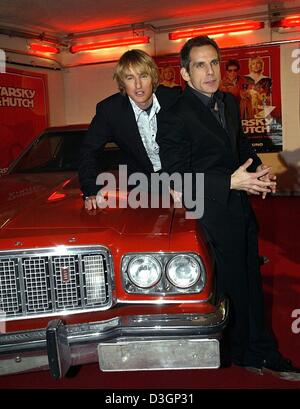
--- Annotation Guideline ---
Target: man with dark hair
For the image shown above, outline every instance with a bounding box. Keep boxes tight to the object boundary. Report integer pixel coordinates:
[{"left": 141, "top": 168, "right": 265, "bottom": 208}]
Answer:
[
  {"left": 220, "top": 59, "right": 244, "bottom": 100},
  {"left": 157, "top": 35, "right": 300, "bottom": 381},
  {"left": 226, "top": 59, "right": 240, "bottom": 71},
  {"left": 79, "top": 49, "right": 181, "bottom": 210}
]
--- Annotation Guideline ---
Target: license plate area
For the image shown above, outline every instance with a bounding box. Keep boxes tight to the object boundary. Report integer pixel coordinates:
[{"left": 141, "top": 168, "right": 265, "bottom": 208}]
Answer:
[{"left": 98, "top": 338, "right": 220, "bottom": 371}]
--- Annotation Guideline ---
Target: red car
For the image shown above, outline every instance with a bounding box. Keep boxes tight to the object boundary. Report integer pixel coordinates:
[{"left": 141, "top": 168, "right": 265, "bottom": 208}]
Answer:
[{"left": 0, "top": 125, "right": 228, "bottom": 378}]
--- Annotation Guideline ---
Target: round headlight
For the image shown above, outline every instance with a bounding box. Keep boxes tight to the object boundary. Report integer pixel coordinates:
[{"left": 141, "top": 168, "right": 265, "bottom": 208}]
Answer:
[
  {"left": 166, "top": 255, "right": 201, "bottom": 288},
  {"left": 127, "top": 256, "right": 162, "bottom": 288}
]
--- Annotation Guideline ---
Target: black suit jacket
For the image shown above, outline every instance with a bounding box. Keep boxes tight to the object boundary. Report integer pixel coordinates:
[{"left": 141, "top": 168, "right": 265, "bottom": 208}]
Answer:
[
  {"left": 157, "top": 86, "right": 262, "bottom": 288},
  {"left": 79, "top": 85, "right": 181, "bottom": 196},
  {"left": 157, "top": 86, "right": 261, "bottom": 205}
]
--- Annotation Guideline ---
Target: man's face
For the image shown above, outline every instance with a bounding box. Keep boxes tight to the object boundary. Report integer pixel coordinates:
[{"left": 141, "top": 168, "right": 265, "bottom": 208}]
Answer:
[
  {"left": 163, "top": 67, "right": 175, "bottom": 81},
  {"left": 227, "top": 64, "right": 238, "bottom": 80},
  {"left": 250, "top": 59, "right": 263, "bottom": 74},
  {"left": 181, "top": 45, "right": 221, "bottom": 97},
  {"left": 123, "top": 66, "right": 153, "bottom": 109}
]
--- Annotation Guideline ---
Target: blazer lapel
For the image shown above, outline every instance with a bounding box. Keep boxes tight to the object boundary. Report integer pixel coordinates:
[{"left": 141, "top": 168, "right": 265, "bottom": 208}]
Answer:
[
  {"left": 223, "top": 95, "right": 239, "bottom": 157},
  {"left": 183, "top": 88, "right": 240, "bottom": 162}
]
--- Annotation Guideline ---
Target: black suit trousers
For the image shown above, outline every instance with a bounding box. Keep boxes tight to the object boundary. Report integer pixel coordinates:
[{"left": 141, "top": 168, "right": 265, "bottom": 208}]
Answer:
[{"left": 198, "top": 191, "right": 278, "bottom": 365}]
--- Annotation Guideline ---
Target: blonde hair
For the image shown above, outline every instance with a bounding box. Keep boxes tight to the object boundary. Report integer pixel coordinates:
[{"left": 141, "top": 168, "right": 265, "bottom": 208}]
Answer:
[
  {"left": 249, "top": 56, "right": 264, "bottom": 72},
  {"left": 114, "top": 49, "right": 160, "bottom": 94}
]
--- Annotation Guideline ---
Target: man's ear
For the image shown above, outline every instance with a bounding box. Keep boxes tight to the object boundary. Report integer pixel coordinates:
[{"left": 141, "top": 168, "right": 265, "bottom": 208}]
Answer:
[{"left": 180, "top": 67, "right": 190, "bottom": 82}]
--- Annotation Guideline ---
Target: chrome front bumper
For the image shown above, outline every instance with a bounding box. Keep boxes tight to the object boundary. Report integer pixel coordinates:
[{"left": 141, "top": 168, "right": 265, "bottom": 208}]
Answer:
[{"left": 0, "top": 299, "right": 228, "bottom": 378}]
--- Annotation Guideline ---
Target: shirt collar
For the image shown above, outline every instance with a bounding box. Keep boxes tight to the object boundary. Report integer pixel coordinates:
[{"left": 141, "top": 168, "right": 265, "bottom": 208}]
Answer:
[
  {"left": 188, "top": 85, "right": 223, "bottom": 108},
  {"left": 129, "top": 93, "right": 161, "bottom": 120},
  {"left": 189, "top": 85, "right": 213, "bottom": 107}
]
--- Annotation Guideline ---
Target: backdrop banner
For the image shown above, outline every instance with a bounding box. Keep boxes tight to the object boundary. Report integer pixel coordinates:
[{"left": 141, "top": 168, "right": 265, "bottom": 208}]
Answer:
[{"left": 0, "top": 68, "right": 49, "bottom": 175}]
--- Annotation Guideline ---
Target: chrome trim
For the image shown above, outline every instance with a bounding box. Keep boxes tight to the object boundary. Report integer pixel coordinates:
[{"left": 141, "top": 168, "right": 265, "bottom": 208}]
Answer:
[
  {"left": 116, "top": 299, "right": 207, "bottom": 304},
  {"left": 46, "top": 320, "right": 71, "bottom": 379},
  {"left": 0, "top": 246, "right": 115, "bottom": 321},
  {"left": 0, "top": 298, "right": 228, "bottom": 377}
]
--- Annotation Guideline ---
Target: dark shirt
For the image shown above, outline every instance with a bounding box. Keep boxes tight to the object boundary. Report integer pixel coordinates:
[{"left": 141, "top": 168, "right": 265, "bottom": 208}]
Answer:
[
  {"left": 144, "top": 103, "right": 153, "bottom": 116},
  {"left": 189, "top": 86, "right": 227, "bottom": 129}
]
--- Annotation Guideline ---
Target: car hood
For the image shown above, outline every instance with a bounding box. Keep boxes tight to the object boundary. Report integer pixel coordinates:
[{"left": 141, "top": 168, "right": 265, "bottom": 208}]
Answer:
[{"left": 0, "top": 172, "right": 174, "bottom": 235}]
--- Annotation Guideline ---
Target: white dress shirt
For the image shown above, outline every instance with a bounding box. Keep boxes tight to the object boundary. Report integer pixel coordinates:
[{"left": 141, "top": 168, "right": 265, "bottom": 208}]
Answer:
[{"left": 129, "top": 94, "right": 161, "bottom": 172}]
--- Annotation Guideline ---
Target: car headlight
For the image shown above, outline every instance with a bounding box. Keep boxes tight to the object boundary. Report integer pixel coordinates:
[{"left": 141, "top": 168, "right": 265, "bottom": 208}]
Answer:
[
  {"left": 127, "top": 255, "right": 162, "bottom": 288},
  {"left": 166, "top": 255, "right": 201, "bottom": 288}
]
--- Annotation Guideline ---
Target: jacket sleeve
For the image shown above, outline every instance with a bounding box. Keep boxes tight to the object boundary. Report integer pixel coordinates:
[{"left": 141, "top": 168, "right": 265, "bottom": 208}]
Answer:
[
  {"left": 78, "top": 102, "right": 113, "bottom": 196},
  {"left": 157, "top": 110, "right": 192, "bottom": 177}
]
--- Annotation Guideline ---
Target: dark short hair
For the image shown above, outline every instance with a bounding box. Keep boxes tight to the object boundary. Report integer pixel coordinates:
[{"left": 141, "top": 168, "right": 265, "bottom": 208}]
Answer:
[
  {"left": 114, "top": 49, "right": 160, "bottom": 94},
  {"left": 225, "top": 59, "right": 240, "bottom": 70},
  {"left": 180, "top": 36, "right": 220, "bottom": 72}
]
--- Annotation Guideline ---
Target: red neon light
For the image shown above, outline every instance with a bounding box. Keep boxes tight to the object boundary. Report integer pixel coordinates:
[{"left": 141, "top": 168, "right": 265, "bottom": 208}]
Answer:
[
  {"left": 169, "top": 20, "right": 264, "bottom": 40},
  {"left": 30, "top": 43, "right": 60, "bottom": 54},
  {"left": 70, "top": 36, "right": 150, "bottom": 53},
  {"left": 276, "top": 15, "right": 300, "bottom": 28},
  {"left": 48, "top": 192, "right": 66, "bottom": 201}
]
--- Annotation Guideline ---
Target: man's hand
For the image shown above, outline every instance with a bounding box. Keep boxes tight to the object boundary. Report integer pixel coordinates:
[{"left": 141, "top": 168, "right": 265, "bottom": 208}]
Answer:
[
  {"left": 231, "top": 158, "right": 276, "bottom": 197},
  {"left": 256, "top": 163, "right": 277, "bottom": 199},
  {"left": 84, "top": 191, "right": 109, "bottom": 210},
  {"left": 84, "top": 195, "right": 97, "bottom": 210}
]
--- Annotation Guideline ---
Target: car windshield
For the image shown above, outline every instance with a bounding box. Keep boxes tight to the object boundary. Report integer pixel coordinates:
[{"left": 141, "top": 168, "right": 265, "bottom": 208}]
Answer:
[{"left": 10, "top": 130, "right": 126, "bottom": 173}]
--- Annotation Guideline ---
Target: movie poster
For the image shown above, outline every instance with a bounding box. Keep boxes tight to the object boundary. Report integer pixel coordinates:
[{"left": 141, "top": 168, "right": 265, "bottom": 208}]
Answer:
[
  {"left": 155, "top": 56, "right": 184, "bottom": 89},
  {"left": 0, "top": 68, "right": 49, "bottom": 175},
  {"left": 156, "top": 45, "right": 282, "bottom": 153},
  {"left": 220, "top": 45, "right": 282, "bottom": 153}
]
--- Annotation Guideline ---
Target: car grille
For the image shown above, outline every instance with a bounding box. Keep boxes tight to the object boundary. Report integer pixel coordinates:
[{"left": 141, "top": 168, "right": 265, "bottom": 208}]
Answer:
[{"left": 0, "top": 246, "right": 112, "bottom": 320}]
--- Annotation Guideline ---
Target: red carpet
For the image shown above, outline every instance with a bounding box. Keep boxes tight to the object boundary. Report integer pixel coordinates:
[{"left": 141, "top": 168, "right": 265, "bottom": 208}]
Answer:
[{"left": 0, "top": 196, "right": 299, "bottom": 389}]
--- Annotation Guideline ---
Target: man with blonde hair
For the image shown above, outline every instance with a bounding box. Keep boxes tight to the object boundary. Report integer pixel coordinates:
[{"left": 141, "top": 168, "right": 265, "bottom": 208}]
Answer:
[
  {"left": 244, "top": 55, "right": 272, "bottom": 106},
  {"left": 79, "top": 49, "right": 180, "bottom": 210}
]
